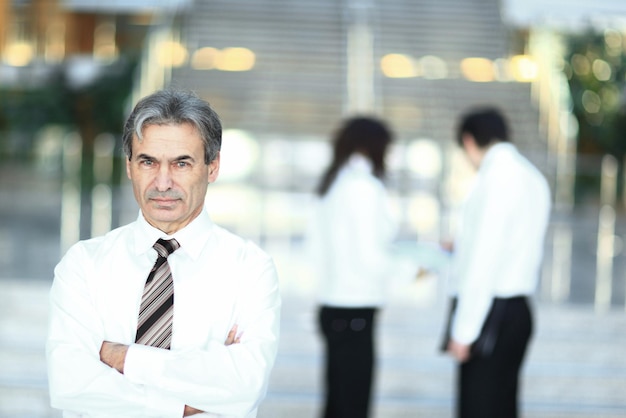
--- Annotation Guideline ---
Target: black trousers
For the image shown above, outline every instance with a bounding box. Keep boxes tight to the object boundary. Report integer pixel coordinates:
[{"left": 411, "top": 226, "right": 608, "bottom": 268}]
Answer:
[
  {"left": 319, "top": 306, "right": 377, "bottom": 418},
  {"left": 456, "top": 297, "right": 533, "bottom": 418}
]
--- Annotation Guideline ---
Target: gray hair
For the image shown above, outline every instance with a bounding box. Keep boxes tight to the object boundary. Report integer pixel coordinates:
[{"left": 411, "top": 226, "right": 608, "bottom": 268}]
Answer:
[{"left": 122, "top": 89, "right": 222, "bottom": 164}]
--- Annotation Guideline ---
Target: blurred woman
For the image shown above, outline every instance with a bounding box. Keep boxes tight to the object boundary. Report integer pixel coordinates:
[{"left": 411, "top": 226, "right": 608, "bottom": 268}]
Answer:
[{"left": 309, "top": 116, "right": 396, "bottom": 418}]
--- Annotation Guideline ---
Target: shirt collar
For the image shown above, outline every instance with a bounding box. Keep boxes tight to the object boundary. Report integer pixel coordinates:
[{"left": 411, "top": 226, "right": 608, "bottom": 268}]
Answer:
[
  {"left": 131, "top": 207, "right": 215, "bottom": 260},
  {"left": 480, "top": 142, "right": 516, "bottom": 170},
  {"left": 344, "top": 153, "right": 374, "bottom": 173}
]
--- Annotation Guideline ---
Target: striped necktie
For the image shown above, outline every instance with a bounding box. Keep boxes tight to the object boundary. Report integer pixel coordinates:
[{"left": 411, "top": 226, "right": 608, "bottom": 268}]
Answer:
[{"left": 135, "top": 238, "right": 180, "bottom": 349}]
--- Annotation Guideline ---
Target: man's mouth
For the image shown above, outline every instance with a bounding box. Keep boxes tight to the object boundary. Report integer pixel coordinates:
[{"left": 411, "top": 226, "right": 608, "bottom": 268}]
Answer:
[{"left": 151, "top": 198, "right": 179, "bottom": 206}]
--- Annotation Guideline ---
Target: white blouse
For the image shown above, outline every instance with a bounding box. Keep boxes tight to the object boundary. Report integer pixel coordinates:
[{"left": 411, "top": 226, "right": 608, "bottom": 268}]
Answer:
[{"left": 308, "top": 154, "right": 398, "bottom": 308}]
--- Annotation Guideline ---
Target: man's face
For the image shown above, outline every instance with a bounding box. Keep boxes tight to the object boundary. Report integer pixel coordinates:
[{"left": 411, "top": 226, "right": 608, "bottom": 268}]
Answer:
[{"left": 126, "top": 122, "right": 220, "bottom": 234}]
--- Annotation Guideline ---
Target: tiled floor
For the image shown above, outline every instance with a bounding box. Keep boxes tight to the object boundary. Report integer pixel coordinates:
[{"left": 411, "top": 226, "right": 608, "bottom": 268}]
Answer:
[{"left": 2, "top": 277, "right": 626, "bottom": 418}]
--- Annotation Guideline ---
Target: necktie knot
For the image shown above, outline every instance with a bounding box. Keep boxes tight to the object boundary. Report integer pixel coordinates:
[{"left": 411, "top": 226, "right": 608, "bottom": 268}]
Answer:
[{"left": 154, "top": 238, "right": 180, "bottom": 258}]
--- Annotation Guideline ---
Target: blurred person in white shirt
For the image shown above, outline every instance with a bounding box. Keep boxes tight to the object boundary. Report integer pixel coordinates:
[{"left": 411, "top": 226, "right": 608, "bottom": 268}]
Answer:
[
  {"left": 441, "top": 107, "right": 551, "bottom": 418},
  {"left": 308, "top": 116, "right": 397, "bottom": 418},
  {"left": 46, "top": 89, "right": 281, "bottom": 418}
]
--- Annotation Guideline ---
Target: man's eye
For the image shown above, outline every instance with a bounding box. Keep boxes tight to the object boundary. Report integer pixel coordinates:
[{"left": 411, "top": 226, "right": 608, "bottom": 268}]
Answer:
[
  {"left": 176, "top": 161, "right": 189, "bottom": 168},
  {"left": 141, "top": 160, "right": 154, "bottom": 166}
]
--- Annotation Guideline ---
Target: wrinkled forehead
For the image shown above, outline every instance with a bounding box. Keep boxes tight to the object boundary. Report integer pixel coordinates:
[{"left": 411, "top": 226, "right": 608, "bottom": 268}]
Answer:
[{"left": 131, "top": 123, "right": 205, "bottom": 155}]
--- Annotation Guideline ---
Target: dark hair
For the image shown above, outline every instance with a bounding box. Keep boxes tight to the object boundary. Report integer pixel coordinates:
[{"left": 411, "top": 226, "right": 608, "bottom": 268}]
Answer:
[
  {"left": 456, "top": 107, "right": 509, "bottom": 148},
  {"left": 122, "top": 89, "right": 222, "bottom": 164},
  {"left": 316, "top": 116, "right": 393, "bottom": 196}
]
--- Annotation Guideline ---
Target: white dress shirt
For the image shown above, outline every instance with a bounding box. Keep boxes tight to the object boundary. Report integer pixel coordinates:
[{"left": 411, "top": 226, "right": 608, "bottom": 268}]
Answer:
[
  {"left": 46, "top": 208, "right": 281, "bottom": 418},
  {"left": 450, "top": 143, "right": 551, "bottom": 345},
  {"left": 308, "top": 154, "right": 398, "bottom": 307}
]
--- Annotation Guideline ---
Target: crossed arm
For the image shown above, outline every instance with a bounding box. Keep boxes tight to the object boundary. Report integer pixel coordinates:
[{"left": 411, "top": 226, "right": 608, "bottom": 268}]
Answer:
[
  {"left": 99, "top": 326, "right": 242, "bottom": 417},
  {"left": 48, "top": 243, "right": 281, "bottom": 417}
]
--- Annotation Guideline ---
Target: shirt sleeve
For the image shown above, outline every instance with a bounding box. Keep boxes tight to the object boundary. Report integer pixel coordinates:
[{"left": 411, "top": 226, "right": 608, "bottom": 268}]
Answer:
[
  {"left": 46, "top": 243, "right": 185, "bottom": 417},
  {"left": 451, "top": 172, "right": 520, "bottom": 345},
  {"left": 124, "top": 248, "right": 281, "bottom": 417}
]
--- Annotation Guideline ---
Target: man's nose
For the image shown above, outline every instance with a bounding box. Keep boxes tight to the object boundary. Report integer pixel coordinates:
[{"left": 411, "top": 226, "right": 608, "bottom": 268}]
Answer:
[{"left": 154, "top": 166, "right": 174, "bottom": 191}]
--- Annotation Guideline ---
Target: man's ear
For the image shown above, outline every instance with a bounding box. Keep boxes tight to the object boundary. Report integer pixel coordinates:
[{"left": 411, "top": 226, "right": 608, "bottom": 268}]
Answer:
[
  {"left": 126, "top": 158, "right": 132, "bottom": 180},
  {"left": 461, "top": 133, "right": 476, "bottom": 151},
  {"left": 207, "top": 152, "right": 220, "bottom": 183},
  {"left": 461, "top": 133, "right": 483, "bottom": 169}
]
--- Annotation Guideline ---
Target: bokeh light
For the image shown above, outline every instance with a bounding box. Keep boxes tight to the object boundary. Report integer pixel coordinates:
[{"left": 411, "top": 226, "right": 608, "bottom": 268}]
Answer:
[
  {"left": 216, "top": 47, "right": 255, "bottom": 71},
  {"left": 219, "top": 129, "right": 260, "bottom": 181},
  {"left": 581, "top": 89, "right": 602, "bottom": 113},
  {"left": 592, "top": 59, "right": 612, "bottom": 81},
  {"left": 156, "top": 40, "right": 188, "bottom": 68},
  {"left": 510, "top": 55, "right": 538, "bottom": 82},
  {"left": 460, "top": 57, "right": 495, "bottom": 82},
  {"left": 381, "top": 53, "right": 418, "bottom": 78},
  {"left": 3, "top": 41, "right": 34, "bottom": 67}
]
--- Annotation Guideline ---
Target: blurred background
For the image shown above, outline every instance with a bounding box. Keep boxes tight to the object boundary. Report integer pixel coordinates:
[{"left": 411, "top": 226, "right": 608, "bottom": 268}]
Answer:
[{"left": 1, "top": 0, "right": 626, "bottom": 417}]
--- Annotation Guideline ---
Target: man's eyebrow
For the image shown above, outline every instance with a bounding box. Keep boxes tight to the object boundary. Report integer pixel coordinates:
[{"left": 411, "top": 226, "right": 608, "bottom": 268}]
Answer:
[
  {"left": 173, "top": 155, "right": 195, "bottom": 162},
  {"left": 135, "top": 154, "right": 196, "bottom": 162},
  {"left": 136, "top": 153, "right": 155, "bottom": 160}
]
